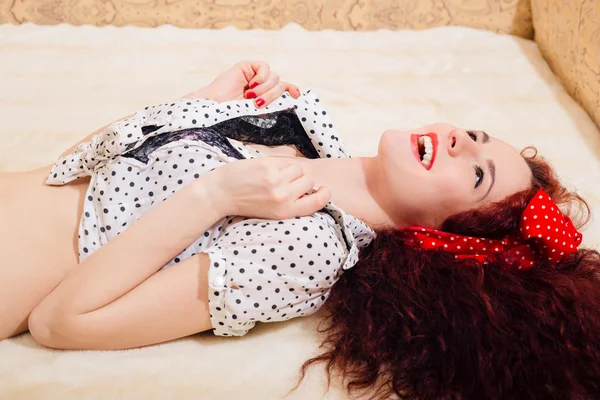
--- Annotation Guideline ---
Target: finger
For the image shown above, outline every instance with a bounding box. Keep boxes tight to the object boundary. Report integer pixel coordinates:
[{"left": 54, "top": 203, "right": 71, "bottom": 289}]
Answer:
[
  {"left": 252, "top": 80, "right": 290, "bottom": 108},
  {"left": 281, "top": 82, "right": 301, "bottom": 98},
  {"left": 246, "top": 61, "right": 271, "bottom": 90},
  {"left": 287, "top": 173, "right": 314, "bottom": 199},
  {"left": 263, "top": 156, "right": 298, "bottom": 171},
  {"left": 235, "top": 60, "right": 258, "bottom": 85},
  {"left": 293, "top": 186, "right": 332, "bottom": 216},
  {"left": 278, "top": 162, "right": 305, "bottom": 184},
  {"left": 245, "top": 72, "right": 278, "bottom": 101}
]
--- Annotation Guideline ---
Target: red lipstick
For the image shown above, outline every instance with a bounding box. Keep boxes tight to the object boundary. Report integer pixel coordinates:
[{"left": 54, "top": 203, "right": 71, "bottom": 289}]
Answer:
[{"left": 410, "top": 133, "right": 438, "bottom": 170}]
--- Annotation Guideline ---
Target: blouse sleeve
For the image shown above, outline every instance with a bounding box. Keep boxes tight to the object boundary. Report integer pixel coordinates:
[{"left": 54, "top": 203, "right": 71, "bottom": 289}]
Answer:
[{"left": 199, "top": 213, "right": 351, "bottom": 336}]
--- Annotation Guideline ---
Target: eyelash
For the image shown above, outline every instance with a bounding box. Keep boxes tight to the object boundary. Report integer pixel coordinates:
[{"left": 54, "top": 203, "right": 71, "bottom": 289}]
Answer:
[
  {"left": 468, "top": 131, "right": 485, "bottom": 188},
  {"left": 474, "top": 166, "right": 484, "bottom": 188}
]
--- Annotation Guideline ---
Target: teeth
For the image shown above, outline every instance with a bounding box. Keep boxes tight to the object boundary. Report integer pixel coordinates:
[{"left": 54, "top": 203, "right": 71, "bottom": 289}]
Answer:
[
  {"left": 418, "top": 135, "right": 434, "bottom": 168},
  {"left": 421, "top": 135, "right": 432, "bottom": 150}
]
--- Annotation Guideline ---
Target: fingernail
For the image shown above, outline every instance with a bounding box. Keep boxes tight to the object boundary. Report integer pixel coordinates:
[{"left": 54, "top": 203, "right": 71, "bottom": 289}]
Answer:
[
  {"left": 249, "top": 81, "right": 259, "bottom": 89},
  {"left": 255, "top": 98, "right": 265, "bottom": 107},
  {"left": 245, "top": 91, "right": 256, "bottom": 99}
]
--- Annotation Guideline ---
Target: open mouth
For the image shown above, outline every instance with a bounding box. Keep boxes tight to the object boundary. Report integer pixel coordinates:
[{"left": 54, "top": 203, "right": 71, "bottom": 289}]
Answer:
[{"left": 411, "top": 133, "right": 438, "bottom": 170}]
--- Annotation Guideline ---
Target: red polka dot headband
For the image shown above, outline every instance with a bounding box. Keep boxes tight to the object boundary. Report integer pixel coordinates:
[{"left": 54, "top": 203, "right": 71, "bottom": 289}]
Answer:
[{"left": 405, "top": 190, "right": 583, "bottom": 269}]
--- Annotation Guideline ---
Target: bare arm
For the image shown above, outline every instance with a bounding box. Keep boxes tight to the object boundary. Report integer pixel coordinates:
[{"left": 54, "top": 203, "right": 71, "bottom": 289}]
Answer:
[
  {"left": 30, "top": 62, "right": 311, "bottom": 349},
  {"left": 30, "top": 151, "right": 328, "bottom": 350},
  {"left": 28, "top": 173, "right": 224, "bottom": 350}
]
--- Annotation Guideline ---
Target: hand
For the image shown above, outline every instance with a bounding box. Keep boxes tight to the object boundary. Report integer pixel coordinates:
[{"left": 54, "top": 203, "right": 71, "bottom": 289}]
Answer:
[
  {"left": 200, "top": 157, "right": 331, "bottom": 220},
  {"left": 184, "top": 60, "right": 301, "bottom": 108}
]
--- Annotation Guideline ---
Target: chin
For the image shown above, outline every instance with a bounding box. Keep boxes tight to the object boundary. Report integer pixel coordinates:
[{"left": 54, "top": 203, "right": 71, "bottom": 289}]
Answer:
[
  {"left": 379, "top": 129, "right": 405, "bottom": 154},
  {"left": 379, "top": 130, "right": 417, "bottom": 170}
]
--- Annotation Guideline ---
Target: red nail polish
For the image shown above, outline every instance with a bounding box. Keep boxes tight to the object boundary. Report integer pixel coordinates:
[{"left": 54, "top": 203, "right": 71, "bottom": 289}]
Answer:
[
  {"left": 249, "top": 81, "right": 259, "bottom": 89},
  {"left": 245, "top": 91, "right": 256, "bottom": 99},
  {"left": 255, "top": 98, "right": 265, "bottom": 107}
]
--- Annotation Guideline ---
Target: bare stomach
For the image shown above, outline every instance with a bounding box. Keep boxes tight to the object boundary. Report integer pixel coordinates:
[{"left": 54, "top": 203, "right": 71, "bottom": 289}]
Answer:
[{"left": 0, "top": 142, "right": 306, "bottom": 339}]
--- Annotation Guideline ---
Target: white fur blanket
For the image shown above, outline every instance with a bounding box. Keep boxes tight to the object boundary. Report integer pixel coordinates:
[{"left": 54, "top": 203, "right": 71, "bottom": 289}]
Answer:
[{"left": 1, "top": 22, "right": 599, "bottom": 400}]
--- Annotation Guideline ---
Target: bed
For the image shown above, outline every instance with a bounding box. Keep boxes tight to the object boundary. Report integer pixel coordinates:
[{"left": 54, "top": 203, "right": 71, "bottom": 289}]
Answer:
[{"left": 1, "top": 1, "right": 599, "bottom": 398}]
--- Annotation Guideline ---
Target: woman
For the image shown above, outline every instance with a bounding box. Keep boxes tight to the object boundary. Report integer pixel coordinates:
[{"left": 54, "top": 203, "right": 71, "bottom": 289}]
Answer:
[{"left": 2, "top": 60, "right": 599, "bottom": 398}]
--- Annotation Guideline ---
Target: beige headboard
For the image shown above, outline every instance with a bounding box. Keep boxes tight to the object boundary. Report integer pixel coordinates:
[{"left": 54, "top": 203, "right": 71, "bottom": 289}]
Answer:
[
  {"left": 532, "top": 0, "right": 600, "bottom": 129},
  {"left": 0, "top": 0, "right": 533, "bottom": 38}
]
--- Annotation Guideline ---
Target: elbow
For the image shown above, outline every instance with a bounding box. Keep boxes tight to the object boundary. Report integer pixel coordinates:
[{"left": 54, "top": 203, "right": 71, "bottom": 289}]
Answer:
[
  {"left": 28, "top": 306, "right": 65, "bottom": 349},
  {"left": 28, "top": 306, "right": 80, "bottom": 350},
  {"left": 28, "top": 307, "right": 58, "bottom": 348}
]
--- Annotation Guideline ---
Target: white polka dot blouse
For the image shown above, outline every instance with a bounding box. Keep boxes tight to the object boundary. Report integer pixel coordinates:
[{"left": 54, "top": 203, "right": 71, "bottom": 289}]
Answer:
[{"left": 46, "top": 90, "right": 376, "bottom": 337}]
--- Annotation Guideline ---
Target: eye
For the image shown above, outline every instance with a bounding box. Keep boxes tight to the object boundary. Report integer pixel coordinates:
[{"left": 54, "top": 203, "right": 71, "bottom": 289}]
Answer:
[
  {"left": 467, "top": 130, "right": 478, "bottom": 141},
  {"left": 474, "top": 166, "right": 484, "bottom": 188}
]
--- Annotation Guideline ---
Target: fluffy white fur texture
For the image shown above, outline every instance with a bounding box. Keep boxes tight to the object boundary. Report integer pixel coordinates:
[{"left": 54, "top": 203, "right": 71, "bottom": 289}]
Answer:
[{"left": 1, "top": 22, "right": 599, "bottom": 400}]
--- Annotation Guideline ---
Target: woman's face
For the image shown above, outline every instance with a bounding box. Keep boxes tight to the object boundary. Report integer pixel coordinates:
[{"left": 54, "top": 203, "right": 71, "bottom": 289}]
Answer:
[{"left": 377, "top": 123, "right": 533, "bottom": 228}]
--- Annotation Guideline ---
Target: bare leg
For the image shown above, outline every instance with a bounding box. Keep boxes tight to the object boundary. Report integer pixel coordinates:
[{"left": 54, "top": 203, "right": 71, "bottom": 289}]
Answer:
[
  {"left": 0, "top": 167, "right": 85, "bottom": 339},
  {"left": 0, "top": 262, "right": 76, "bottom": 339}
]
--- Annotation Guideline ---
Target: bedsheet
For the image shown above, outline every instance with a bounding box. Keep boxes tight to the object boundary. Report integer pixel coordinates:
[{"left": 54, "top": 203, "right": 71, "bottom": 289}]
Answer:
[{"left": 1, "top": 22, "right": 599, "bottom": 400}]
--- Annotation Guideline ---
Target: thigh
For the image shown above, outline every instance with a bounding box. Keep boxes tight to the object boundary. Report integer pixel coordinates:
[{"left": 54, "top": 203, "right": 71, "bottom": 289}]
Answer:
[
  {"left": 0, "top": 168, "right": 82, "bottom": 339},
  {"left": 0, "top": 258, "right": 75, "bottom": 339}
]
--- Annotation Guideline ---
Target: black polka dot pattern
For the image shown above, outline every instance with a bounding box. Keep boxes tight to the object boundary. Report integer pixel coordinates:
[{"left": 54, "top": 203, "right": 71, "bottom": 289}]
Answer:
[{"left": 45, "top": 91, "right": 376, "bottom": 337}]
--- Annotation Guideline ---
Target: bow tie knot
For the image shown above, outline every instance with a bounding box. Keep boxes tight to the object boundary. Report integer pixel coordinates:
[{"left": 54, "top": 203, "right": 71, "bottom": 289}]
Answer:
[
  {"left": 516, "top": 190, "right": 582, "bottom": 265},
  {"left": 407, "top": 190, "right": 583, "bottom": 270}
]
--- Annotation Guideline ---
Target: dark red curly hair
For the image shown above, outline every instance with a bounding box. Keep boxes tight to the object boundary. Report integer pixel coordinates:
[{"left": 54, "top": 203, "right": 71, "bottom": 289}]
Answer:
[{"left": 300, "top": 148, "right": 600, "bottom": 399}]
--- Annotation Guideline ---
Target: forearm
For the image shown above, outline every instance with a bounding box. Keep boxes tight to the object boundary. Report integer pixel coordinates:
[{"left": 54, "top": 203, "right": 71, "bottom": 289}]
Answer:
[
  {"left": 181, "top": 84, "right": 217, "bottom": 101},
  {"left": 34, "top": 174, "right": 223, "bottom": 320}
]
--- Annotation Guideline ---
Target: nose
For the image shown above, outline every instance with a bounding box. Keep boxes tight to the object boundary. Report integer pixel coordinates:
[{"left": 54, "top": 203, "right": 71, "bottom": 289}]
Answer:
[{"left": 447, "top": 129, "right": 477, "bottom": 158}]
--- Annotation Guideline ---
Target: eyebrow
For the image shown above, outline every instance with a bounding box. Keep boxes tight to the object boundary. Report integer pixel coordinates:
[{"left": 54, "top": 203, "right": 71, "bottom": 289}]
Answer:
[{"left": 482, "top": 159, "right": 496, "bottom": 200}]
